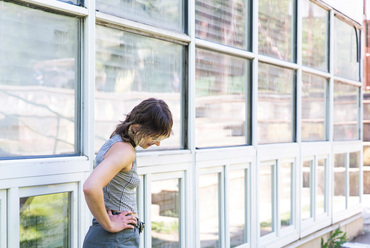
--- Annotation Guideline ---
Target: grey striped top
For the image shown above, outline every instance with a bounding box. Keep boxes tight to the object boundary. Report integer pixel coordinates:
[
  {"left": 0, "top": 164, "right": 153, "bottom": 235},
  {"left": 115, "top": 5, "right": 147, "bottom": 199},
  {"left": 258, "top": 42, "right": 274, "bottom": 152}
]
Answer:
[{"left": 95, "top": 134, "right": 140, "bottom": 213}]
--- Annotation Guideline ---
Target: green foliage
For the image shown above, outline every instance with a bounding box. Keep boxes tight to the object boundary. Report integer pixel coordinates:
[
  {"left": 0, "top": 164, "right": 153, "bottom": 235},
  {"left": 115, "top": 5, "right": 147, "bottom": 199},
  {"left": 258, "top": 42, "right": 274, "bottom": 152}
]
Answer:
[{"left": 321, "top": 227, "right": 348, "bottom": 248}]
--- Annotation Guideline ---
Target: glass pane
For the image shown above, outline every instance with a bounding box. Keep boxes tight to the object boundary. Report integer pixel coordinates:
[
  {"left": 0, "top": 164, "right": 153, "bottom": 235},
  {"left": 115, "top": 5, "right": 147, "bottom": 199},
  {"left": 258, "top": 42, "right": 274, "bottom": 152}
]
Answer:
[
  {"left": 57, "top": 0, "right": 81, "bottom": 5},
  {"left": 333, "top": 82, "right": 359, "bottom": 141},
  {"left": 0, "top": 2, "right": 80, "bottom": 158},
  {"left": 280, "top": 161, "right": 292, "bottom": 229},
  {"left": 301, "top": 160, "right": 312, "bottom": 220},
  {"left": 151, "top": 179, "right": 180, "bottom": 248},
  {"left": 195, "top": 0, "right": 250, "bottom": 50},
  {"left": 334, "top": 153, "right": 346, "bottom": 212},
  {"left": 258, "top": 0, "right": 295, "bottom": 61},
  {"left": 95, "top": 25, "right": 184, "bottom": 151},
  {"left": 229, "top": 169, "right": 246, "bottom": 246},
  {"left": 302, "top": 0, "right": 328, "bottom": 71},
  {"left": 301, "top": 73, "right": 327, "bottom": 141},
  {"left": 195, "top": 48, "right": 250, "bottom": 148},
  {"left": 258, "top": 63, "right": 295, "bottom": 144},
  {"left": 317, "top": 158, "right": 326, "bottom": 215},
  {"left": 334, "top": 18, "right": 359, "bottom": 81},
  {"left": 20, "top": 192, "right": 70, "bottom": 248},
  {"left": 260, "top": 165, "right": 273, "bottom": 236},
  {"left": 96, "top": 0, "right": 184, "bottom": 32},
  {"left": 199, "top": 173, "right": 220, "bottom": 247},
  {"left": 349, "top": 152, "right": 360, "bottom": 207}
]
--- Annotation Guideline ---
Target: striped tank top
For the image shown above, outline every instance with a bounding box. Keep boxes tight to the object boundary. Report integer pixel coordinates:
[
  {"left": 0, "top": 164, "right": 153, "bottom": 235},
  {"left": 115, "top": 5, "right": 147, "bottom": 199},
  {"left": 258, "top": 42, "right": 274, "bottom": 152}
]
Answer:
[{"left": 95, "top": 134, "right": 140, "bottom": 213}]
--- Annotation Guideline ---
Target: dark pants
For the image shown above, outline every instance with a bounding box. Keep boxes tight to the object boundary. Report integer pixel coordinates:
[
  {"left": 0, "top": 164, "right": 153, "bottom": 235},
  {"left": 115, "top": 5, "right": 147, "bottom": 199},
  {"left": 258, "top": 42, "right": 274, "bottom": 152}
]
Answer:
[{"left": 83, "top": 218, "right": 140, "bottom": 248}]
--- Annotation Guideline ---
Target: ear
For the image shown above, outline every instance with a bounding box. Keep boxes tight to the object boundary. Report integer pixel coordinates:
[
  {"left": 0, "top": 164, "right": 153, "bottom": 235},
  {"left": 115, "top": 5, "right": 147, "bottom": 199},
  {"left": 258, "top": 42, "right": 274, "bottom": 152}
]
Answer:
[{"left": 130, "top": 124, "right": 140, "bottom": 133}]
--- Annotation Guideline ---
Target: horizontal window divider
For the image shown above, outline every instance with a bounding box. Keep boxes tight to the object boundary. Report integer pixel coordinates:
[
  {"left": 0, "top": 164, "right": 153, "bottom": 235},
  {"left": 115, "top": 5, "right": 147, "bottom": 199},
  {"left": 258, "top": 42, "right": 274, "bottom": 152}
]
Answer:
[
  {"left": 96, "top": 12, "right": 191, "bottom": 45},
  {"left": 196, "top": 146, "right": 255, "bottom": 163},
  {"left": 301, "top": 66, "right": 331, "bottom": 79},
  {"left": 19, "top": 182, "right": 77, "bottom": 197},
  {"left": 16, "top": 0, "right": 88, "bottom": 16},
  {"left": 138, "top": 163, "right": 189, "bottom": 175},
  {"left": 0, "top": 157, "right": 90, "bottom": 180},
  {"left": 199, "top": 166, "right": 223, "bottom": 174},
  {"left": 332, "top": 141, "right": 363, "bottom": 153},
  {"left": 195, "top": 39, "right": 255, "bottom": 59},
  {"left": 333, "top": 76, "right": 362, "bottom": 87},
  {"left": 257, "top": 54, "right": 299, "bottom": 70},
  {"left": 0, "top": 172, "right": 86, "bottom": 189},
  {"left": 150, "top": 171, "right": 184, "bottom": 181},
  {"left": 136, "top": 150, "right": 192, "bottom": 167},
  {"left": 301, "top": 142, "right": 332, "bottom": 156},
  {"left": 257, "top": 143, "right": 300, "bottom": 160}
]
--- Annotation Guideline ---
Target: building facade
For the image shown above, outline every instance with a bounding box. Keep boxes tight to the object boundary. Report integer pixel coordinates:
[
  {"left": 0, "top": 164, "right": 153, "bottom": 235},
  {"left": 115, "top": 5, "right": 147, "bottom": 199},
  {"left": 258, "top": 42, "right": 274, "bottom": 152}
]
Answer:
[{"left": 0, "top": 0, "right": 364, "bottom": 247}]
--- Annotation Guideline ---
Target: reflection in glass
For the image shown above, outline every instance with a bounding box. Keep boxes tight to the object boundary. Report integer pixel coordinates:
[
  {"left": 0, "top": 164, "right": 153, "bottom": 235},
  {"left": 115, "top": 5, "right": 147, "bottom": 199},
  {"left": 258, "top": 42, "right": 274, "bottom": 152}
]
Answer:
[
  {"left": 195, "top": 49, "right": 250, "bottom": 147},
  {"left": 0, "top": 2, "right": 79, "bottom": 158},
  {"left": 151, "top": 179, "right": 180, "bottom": 248},
  {"left": 259, "top": 165, "right": 273, "bottom": 236},
  {"left": 95, "top": 25, "right": 184, "bottom": 151},
  {"left": 334, "top": 18, "right": 359, "bottom": 81},
  {"left": 334, "top": 153, "right": 346, "bottom": 212},
  {"left": 302, "top": 0, "right": 328, "bottom": 71},
  {"left": 258, "top": 63, "right": 295, "bottom": 144},
  {"left": 258, "top": 0, "right": 294, "bottom": 61},
  {"left": 301, "top": 73, "right": 327, "bottom": 141},
  {"left": 195, "top": 0, "right": 250, "bottom": 50},
  {"left": 96, "top": 0, "right": 184, "bottom": 32},
  {"left": 349, "top": 152, "right": 360, "bottom": 207},
  {"left": 317, "top": 158, "right": 326, "bottom": 215},
  {"left": 333, "top": 82, "right": 359, "bottom": 141},
  {"left": 229, "top": 169, "right": 246, "bottom": 246},
  {"left": 301, "top": 160, "right": 312, "bottom": 220},
  {"left": 199, "top": 173, "right": 220, "bottom": 247},
  {"left": 280, "top": 161, "right": 292, "bottom": 229},
  {"left": 20, "top": 193, "right": 70, "bottom": 248}
]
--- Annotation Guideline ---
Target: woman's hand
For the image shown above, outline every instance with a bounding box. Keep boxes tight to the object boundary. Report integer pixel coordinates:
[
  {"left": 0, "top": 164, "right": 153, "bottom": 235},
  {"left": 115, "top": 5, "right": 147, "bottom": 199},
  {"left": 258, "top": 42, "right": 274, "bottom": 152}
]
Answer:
[{"left": 105, "top": 210, "right": 138, "bottom": 233}]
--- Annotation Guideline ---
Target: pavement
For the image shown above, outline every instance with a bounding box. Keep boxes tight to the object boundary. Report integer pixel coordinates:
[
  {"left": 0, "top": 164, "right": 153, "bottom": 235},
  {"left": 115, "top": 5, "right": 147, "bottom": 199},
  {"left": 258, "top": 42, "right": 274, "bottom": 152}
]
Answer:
[{"left": 343, "top": 196, "right": 370, "bottom": 248}]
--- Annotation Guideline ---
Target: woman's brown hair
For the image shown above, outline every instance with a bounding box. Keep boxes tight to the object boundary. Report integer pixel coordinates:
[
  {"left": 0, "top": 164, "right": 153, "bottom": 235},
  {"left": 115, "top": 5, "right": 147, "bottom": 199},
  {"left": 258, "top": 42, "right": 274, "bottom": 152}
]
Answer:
[{"left": 110, "top": 98, "right": 173, "bottom": 147}]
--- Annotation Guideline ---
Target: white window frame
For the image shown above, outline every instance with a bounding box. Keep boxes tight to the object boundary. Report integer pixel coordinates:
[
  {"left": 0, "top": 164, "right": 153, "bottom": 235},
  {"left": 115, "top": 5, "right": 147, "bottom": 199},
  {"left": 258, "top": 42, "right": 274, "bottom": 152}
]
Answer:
[
  {"left": 17, "top": 183, "right": 79, "bottom": 248},
  {"left": 0, "top": 190, "right": 6, "bottom": 248},
  {"left": 226, "top": 163, "right": 251, "bottom": 248}
]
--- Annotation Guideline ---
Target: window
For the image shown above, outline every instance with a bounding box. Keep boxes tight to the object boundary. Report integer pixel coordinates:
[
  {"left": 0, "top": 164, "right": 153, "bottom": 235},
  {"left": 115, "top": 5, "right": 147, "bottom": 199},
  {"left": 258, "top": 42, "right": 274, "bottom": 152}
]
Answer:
[
  {"left": 0, "top": 2, "right": 80, "bottom": 158},
  {"left": 334, "top": 17, "right": 359, "bottom": 81},
  {"left": 229, "top": 167, "right": 248, "bottom": 246},
  {"left": 195, "top": 0, "right": 251, "bottom": 50},
  {"left": 258, "top": 0, "right": 295, "bottom": 61},
  {"left": 280, "top": 160, "right": 293, "bottom": 229},
  {"left": 199, "top": 172, "right": 220, "bottom": 247},
  {"left": 20, "top": 192, "right": 71, "bottom": 247},
  {"left": 333, "top": 82, "right": 359, "bottom": 141},
  {"left": 301, "top": 160, "right": 312, "bottom": 220},
  {"left": 151, "top": 178, "right": 181, "bottom": 248},
  {"left": 95, "top": 0, "right": 185, "bottom": 32},
  {"left": 258, "top": 63, "right": 295, "bottom": 144},
  {"left": 301, "top": 73, "right": 328, "bottom": 141},
  {"left": 349, "top": 152, "right": 360, "bottom": 207},
  {"left": 195, "top": 49, "right": 250, "bottom": 148},
  {"left": 95, "top": 25, "right": 185, "bottom": 151},
  {"left": 317, "top": 158, "right": 327, "bottom": 216},
  {"left": 259, "top": 163, "right": 274, "bottom": 237},
  {"left": 333, "top": 153, "right": 346, "bottom": 212},
  {"left": 302, "top": 0, "right": 329, "bottom": 71}
]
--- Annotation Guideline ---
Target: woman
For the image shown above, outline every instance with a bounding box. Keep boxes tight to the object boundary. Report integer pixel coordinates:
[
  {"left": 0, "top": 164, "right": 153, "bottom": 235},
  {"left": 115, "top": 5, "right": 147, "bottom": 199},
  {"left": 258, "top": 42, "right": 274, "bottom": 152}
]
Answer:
[{"left": 83, "top": 98, "right": 173, "bottom": 247}]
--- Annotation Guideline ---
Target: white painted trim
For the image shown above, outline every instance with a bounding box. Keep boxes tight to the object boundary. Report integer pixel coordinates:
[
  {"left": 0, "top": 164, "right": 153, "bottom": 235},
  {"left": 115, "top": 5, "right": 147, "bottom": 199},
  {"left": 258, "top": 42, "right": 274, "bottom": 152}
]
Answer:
[
  {"left": 195, "top": 39, "right": 255, "bottom": 59},
  {"left": 96, "top": 12, "right": 191, "bottom": 44},
  {"left": 16, "top": 0, "right": 88, "bottom": 16},
  {"left": 0, "top": 190, "right": 6, "bottom": 248}
]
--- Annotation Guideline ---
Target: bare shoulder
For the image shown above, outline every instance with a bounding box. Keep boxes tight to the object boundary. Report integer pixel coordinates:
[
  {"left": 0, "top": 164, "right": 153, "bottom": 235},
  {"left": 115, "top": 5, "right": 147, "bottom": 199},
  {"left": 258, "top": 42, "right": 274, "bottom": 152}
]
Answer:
[{"left": 103, "top": 142, "right": 136, "bottom": 171}]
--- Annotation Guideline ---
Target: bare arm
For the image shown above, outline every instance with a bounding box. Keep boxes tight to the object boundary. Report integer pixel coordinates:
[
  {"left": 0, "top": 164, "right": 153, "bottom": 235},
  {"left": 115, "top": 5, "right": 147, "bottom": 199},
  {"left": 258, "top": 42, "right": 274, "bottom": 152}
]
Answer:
[{"left": 83, "top": 142, "right": 137, "bottom": 232}]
